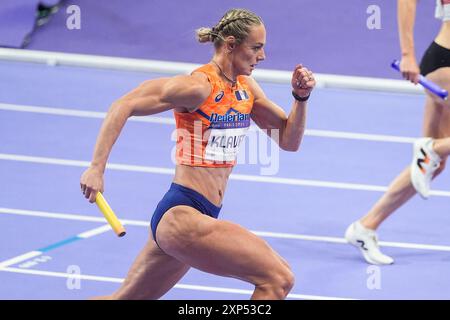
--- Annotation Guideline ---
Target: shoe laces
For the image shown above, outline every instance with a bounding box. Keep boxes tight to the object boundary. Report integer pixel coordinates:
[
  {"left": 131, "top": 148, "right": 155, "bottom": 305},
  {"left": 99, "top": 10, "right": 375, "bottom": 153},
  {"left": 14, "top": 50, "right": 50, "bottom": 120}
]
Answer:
[{"left": 371, "top": 234, "right": 379, "bottom": 248}]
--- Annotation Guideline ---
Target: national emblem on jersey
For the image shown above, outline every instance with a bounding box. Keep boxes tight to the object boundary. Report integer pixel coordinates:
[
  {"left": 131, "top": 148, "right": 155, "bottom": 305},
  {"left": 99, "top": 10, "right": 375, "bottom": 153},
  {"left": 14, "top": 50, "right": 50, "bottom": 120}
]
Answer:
[{"left": 234, "top": 89, "right": 250, "bottom": 101}]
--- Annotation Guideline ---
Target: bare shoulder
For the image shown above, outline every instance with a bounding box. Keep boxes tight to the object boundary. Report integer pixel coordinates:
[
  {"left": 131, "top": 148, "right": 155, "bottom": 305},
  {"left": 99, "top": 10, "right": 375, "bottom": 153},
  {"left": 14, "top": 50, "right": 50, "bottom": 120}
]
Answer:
[
  {"left": 115, "top": 72, "right": 212, "bottom": 115},
  {"left": 131, "top": 72, "right": 208, "bottom": 112},
  {"left": 242, "top": 76, "right": 266, "bottom": 99},
  {"left": 174, "top": 71, "right": 210, "bottom": 89},
  {"left": 188, "top": 72, "right": 211, "bottom": 100},
  {"left": 159, "top": 72, "right": 211, "bottom": 111},
  {"left": 136, "top": 72, "right": 208, "bottom": 91},
  {"left": 190, "top": 70, "right": 210, "bottom": 84}
]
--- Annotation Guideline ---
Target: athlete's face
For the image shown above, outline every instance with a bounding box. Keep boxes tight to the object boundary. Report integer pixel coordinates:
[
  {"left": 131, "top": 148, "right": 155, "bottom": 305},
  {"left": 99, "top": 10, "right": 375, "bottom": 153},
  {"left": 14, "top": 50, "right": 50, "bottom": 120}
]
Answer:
[{"left": 232, "top": 24, "right": 266, "bottom": 76}]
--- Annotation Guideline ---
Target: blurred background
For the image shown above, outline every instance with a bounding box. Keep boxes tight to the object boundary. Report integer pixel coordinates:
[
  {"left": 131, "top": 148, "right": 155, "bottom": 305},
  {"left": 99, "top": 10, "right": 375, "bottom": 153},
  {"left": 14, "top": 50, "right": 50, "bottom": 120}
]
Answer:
[{"left": 0, "top": 0, "right": 440, "bottom": 78}]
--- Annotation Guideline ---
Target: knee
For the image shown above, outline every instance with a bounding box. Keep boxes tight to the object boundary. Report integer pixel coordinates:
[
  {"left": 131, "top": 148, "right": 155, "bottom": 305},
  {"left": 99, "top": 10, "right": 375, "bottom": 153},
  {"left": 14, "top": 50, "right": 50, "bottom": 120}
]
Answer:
[
  {"left": 261, "top": 265, "right": 295, "bottom": 299},
  {"left": 278, "top": 267, "right": 295, "bottom": 297}
]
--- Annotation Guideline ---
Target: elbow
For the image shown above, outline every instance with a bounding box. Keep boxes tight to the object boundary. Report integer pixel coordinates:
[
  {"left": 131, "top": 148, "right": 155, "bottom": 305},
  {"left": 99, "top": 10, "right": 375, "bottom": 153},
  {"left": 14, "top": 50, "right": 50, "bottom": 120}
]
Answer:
[
  {"left": 282, "top": 145, "right": 300, "bottom": 152},
  {"left": 280, "top": 141, "right": 301, "bottom": 152},
  {"left": 279, "top": 133, "right": 303, "bottom": 151},
  {"left": 111, "top": 99, "right": 134, "bottom": 118}
]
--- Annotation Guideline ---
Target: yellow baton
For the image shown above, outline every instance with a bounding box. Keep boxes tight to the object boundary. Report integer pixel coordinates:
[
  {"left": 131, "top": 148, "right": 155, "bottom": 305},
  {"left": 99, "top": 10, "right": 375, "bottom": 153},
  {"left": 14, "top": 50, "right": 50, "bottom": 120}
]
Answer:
[{"left": 95, "top": 192, "right": 126, "bottom": 237}]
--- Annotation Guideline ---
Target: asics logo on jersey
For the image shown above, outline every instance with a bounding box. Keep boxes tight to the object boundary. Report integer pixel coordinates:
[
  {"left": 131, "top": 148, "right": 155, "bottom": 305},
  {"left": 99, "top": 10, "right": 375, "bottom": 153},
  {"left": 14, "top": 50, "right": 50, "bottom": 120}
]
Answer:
[{"left": 215, "top": 91, "right": 224, "bottom": 102}]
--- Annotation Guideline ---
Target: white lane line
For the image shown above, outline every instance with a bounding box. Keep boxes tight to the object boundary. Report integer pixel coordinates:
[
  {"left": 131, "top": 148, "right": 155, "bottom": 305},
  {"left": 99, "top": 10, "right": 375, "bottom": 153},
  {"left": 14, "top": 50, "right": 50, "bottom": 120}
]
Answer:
[
  {"left": 0, "top": 207, "right": 149, "bottom": 226},
  {"left": 0, "top": 103, "right": 174, "bottom": 125},
  {"left": 77, "top": 224, "right": 115, "bottom": 239},
  {"left": 254, "top": 231, "right": 347, "bottom": 244},
  {"left": 2, "top": 152, "right": 450, "bottom": 197},
  {"left": 0, "top": 224, "right": 114, "bottom": 269},
  {"left": 0, "top": 47, "right": 424, "bottom": 95},
  {"left": 252, "top": 230, "right": 450, "bottom": 252},
  {"left": 378, "top": 241, "right": 450, "bottom": 252},
  {"left": 0, "top": 267, "right": 353, "bottom": 300},
  {"left": 0, "top": 153, "right": 91, "bottom": 168},
  {"left": 0, "top": 252, "right": 42, "bottom": 269},
  {"left": 1, "top": 267, "right": 122, "bottom": 283},
  {"left": 307, "top": 129, "right": 415, "bottom": 144},
  {"left": 0, "top": 102, "right": 417, "bottom": 143},
  {"left": 230, "top": 172, "right": 388, "bottom": 192},
  {"left": 2, "top": 207, "right": 450, "bottom": 253}
]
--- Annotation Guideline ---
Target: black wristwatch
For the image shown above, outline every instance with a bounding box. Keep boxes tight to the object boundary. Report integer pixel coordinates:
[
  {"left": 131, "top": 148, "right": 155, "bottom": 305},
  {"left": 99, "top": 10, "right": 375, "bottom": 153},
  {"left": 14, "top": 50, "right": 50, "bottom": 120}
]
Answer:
[{"left": 292, "top": 91, "right": 310, "bottom": 102}]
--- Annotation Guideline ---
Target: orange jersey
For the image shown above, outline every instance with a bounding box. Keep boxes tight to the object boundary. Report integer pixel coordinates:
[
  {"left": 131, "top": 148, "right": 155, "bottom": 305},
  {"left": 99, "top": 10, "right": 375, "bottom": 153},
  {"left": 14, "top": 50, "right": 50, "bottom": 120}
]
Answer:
[{"left": 174, "top": 64, "right": 254, "bottom": 167}]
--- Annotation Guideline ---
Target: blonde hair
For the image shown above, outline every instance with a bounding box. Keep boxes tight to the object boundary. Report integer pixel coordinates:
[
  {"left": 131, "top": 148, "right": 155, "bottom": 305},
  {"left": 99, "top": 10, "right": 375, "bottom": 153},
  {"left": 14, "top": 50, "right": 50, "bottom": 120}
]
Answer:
[{"left": 196, "top": 8, "right": 263, "bottom": 48}]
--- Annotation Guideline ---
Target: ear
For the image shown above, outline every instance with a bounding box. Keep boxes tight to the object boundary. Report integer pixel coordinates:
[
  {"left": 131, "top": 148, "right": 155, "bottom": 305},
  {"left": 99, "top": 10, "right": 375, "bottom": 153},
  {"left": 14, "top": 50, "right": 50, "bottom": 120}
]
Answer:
[{"left": 225, "top": 36, "right": 236, "bottom": 51}]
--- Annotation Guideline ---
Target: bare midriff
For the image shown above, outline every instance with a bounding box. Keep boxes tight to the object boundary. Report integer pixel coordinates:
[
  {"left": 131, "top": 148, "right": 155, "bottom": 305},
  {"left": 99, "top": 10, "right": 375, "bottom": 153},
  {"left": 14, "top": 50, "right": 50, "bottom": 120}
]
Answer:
[
  {"left": 173, "top": 164, "right": 233, "bottom": 206},
  {"left": 435, "top": 21, "right": 450, "bottom": 49}
]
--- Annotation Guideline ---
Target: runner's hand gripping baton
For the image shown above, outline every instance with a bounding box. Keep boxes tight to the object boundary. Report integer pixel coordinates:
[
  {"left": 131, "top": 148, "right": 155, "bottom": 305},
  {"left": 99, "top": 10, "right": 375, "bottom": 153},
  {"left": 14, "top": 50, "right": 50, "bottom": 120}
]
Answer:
[{"left": 391, "top": 60, "right": 448, "bottom": 100}]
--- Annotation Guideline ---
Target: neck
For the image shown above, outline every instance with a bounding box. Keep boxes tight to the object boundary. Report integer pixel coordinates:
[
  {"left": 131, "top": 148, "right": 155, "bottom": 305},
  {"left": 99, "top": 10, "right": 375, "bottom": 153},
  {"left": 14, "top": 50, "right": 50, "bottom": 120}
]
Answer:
[{"left": 210, "top": 59, "right": 237, "bottom": 86}]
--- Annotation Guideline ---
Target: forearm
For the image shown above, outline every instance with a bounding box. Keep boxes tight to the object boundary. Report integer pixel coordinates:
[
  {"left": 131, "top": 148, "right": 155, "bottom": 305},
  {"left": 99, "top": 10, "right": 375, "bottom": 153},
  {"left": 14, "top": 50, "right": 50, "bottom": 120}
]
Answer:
[
  {"left": 280, "top": 100, "right": 307, "bottom": 151},
  {"left": 90, "top": 102, "right": 132, "bottom": 172},
  {"left": 398, "top": 0, "right": 417, "bottom": 57}
]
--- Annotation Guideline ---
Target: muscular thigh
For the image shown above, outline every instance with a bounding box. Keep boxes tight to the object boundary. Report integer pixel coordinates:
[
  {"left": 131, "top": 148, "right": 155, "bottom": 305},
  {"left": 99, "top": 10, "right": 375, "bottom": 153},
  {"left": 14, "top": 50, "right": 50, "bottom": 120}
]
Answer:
[
  {"left": 422, "top": 67, "right": 450, "bottom": 138},
  {"left": 156, "top": 206, "right": 289, "bottom": 286}
]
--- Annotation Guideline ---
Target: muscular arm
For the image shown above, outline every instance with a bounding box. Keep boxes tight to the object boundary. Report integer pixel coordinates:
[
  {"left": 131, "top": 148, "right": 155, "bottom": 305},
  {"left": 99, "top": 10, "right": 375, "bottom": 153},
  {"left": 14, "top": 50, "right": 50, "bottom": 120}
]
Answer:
[
  {"left": 81, "top": 73, "right": 210, "bottom": 202},
  {"left": 90, "top": 75, "right": 209, "bottom": 172},
  {"left": 249, "top": 79, "right": 307, "bottom": 151},
  {"left": 248, "top": 65, "right": 314, "bottom": 152}
]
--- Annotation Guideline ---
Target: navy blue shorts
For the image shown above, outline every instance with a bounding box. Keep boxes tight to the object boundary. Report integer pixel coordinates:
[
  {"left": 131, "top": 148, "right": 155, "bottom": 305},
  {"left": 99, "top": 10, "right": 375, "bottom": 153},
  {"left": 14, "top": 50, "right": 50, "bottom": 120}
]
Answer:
[{"left": 150, "top": 183, "right": 222, "bottom": 245}]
